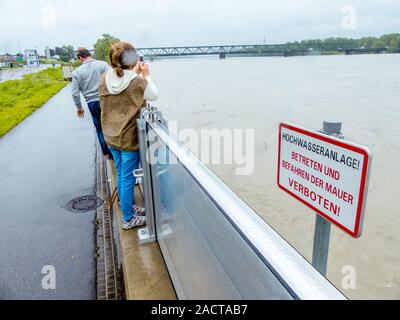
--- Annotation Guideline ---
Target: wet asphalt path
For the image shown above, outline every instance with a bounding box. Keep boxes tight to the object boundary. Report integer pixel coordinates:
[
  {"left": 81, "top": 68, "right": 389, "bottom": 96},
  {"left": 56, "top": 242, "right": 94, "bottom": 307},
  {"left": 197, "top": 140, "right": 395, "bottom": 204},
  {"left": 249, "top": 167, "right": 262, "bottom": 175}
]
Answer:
[{"left": 0, "top": 85, "right": 97, "bottom": 300}]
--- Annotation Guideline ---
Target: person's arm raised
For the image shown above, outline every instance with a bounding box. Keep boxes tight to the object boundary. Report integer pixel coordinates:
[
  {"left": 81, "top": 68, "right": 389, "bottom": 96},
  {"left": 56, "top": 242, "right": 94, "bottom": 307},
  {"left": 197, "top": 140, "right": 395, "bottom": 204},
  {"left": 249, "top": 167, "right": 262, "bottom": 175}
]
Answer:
[{"left": 141, "top": 63, "right": 159, "bottom": 102}]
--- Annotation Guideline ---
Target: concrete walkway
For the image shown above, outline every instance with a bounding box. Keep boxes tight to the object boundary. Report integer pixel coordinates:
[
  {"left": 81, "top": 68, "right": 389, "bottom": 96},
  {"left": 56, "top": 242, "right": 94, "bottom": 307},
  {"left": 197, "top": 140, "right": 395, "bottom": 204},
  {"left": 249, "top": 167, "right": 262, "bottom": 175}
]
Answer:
[
  {"left": 0, "top": 85, "right": 97, "bottom": 299},
  {"left": 108, "top": 165, "right": 176, "bottom": 300}
]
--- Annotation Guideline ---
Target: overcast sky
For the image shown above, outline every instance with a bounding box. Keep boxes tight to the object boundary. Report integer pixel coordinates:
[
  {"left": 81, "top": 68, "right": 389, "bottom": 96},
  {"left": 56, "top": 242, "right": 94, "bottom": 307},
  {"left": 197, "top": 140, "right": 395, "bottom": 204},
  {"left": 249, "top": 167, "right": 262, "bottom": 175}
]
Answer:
[{"left": 0, "top": 0, "right": 399, "bottom": 54}]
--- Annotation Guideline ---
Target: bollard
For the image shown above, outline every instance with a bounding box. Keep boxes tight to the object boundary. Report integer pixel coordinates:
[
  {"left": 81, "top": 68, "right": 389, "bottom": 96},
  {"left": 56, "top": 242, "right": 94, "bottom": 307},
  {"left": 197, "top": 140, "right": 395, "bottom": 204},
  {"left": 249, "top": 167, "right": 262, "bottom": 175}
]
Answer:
[{"left": 311, "top": 121, "right": 344, "bottom": 276}]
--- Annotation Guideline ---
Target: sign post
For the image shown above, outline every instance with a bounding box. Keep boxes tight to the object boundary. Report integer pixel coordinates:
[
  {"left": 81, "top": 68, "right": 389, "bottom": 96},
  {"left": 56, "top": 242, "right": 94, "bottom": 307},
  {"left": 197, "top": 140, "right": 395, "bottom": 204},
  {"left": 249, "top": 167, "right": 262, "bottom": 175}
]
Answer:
[
  {"left": 312, "top": 215, "right": 331, "bottom": 275},
  {"left": 277, "top": 121, "right": 372, "bottom": 276},
  {"left": 311, "top": 122, "right": 344, "bottom": 276}
]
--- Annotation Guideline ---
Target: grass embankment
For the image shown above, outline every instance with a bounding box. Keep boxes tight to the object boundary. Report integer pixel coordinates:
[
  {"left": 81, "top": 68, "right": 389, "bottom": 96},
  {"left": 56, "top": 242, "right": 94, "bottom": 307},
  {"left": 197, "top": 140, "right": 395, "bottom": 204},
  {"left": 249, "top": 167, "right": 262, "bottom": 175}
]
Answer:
[{"left": 0, "top": 67, "right": 68, "bottom": 137}]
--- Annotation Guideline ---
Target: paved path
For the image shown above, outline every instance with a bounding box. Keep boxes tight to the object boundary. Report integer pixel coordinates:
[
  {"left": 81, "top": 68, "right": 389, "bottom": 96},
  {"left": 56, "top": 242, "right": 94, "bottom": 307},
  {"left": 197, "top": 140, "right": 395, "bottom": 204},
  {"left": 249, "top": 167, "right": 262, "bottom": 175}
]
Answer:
[{"left": 0, "top": 85, "right": 97, "bottom": 299}]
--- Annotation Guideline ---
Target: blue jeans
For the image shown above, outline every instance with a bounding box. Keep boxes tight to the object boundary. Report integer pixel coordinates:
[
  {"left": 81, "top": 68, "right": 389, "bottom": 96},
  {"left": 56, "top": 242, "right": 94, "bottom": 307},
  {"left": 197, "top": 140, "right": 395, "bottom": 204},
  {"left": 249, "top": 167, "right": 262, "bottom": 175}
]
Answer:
[
  {"left": 87, "top": 101, "right": 112, "bottom": 157},
  {"left": 110, "top": 148, "right": 140, "bottom": 223}
]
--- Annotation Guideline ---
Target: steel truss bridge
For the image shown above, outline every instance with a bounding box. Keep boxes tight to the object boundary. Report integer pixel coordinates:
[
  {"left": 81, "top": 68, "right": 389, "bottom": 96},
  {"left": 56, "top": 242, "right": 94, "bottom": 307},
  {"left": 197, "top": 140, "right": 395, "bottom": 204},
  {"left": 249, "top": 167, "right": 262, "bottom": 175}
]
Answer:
[{"left": 136, "top": 44, "right": 389, "bottom": 58}]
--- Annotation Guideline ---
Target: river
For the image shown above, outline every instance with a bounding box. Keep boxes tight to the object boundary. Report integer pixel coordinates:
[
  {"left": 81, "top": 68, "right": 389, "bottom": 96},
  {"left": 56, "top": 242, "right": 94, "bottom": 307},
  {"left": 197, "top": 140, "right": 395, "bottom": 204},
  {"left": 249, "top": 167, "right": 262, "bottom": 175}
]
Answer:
[{"left": 151, "top": 53, "right": 400, "bottom": 300}]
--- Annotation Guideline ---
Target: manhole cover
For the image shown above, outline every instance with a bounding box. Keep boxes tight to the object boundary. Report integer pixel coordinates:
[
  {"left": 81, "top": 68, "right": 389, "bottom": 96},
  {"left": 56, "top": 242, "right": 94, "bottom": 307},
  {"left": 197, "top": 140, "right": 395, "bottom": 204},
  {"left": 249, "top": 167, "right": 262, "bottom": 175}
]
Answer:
[{"left": 64, "top": 196, "right": 104, "bottom": 213}]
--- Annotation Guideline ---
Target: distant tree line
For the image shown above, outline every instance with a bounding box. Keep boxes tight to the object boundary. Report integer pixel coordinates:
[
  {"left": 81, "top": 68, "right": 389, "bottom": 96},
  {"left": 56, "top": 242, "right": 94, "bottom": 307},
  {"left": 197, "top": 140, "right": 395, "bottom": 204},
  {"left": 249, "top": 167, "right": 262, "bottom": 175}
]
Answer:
[
  {"left": 55, "top": 46, "right": 75, "bottom": 62},
  {"left": 259, "top": 33, "right": 400, "bottom": 53},
  {"left": 45, "top": 34, "right": 119, "bottom": 65},
  {"left": 45, "top": 45, "right": 76, "bottom": 62}
]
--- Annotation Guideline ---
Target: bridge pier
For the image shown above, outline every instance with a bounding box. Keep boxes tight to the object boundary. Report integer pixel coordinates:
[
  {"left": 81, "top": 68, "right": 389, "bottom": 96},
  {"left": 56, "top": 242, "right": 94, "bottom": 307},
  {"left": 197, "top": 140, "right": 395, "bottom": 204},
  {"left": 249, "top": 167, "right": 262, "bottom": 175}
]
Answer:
[{"left": 219, "top": 53, "right": 226, "bottom": 59}]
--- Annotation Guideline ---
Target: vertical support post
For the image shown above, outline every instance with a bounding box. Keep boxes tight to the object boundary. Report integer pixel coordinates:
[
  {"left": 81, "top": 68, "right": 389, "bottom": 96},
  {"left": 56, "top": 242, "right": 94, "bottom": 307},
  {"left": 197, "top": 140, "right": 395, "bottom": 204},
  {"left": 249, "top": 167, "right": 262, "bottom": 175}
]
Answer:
[
  {"left": 312, "top": 216, "right": 331, "bottom": 276},
  {"left": 312, "top": 121, "right": 344, "bottom": 276},
  {"left": 137, "top": 118, "right": 156, "bottom": 243}
]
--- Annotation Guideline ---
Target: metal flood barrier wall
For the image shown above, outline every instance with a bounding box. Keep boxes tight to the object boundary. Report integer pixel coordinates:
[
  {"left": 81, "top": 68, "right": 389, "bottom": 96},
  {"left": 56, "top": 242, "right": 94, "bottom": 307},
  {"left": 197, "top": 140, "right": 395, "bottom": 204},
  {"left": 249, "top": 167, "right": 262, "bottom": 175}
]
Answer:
[{"left": 137, "top": 108, "right": 346, "bottom": 300}]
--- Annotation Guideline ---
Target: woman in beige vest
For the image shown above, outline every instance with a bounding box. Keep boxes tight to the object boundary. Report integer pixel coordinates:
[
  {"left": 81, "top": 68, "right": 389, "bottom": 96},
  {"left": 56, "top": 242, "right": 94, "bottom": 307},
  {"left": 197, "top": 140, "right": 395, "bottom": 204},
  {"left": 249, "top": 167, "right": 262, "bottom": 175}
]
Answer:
[{"left": 100, "top": 42, "right": 158, "bottom": 230}]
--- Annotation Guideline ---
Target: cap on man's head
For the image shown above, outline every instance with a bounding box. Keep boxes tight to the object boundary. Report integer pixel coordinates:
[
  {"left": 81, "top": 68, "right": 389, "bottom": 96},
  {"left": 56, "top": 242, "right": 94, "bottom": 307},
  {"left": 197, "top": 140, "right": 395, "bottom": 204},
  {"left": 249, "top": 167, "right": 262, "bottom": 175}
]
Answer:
[{"left": 77, "top": 48, "right": 92, "bottom": 59}]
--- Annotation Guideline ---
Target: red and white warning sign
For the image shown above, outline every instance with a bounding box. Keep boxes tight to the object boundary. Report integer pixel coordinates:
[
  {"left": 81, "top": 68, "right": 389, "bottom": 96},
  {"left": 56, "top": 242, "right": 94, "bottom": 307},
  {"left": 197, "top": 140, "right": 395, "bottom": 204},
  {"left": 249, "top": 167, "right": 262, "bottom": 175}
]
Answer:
[{"left": 277, "top": 123, "right": 372, "bottom": 238}]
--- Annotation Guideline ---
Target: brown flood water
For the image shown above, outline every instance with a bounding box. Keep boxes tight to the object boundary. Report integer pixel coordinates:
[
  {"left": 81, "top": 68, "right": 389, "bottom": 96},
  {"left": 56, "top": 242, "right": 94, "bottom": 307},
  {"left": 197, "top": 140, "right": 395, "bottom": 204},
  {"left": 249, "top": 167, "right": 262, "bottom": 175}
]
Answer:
[{"left": 151, "top": 54, "right": 400, "bottom": 299}]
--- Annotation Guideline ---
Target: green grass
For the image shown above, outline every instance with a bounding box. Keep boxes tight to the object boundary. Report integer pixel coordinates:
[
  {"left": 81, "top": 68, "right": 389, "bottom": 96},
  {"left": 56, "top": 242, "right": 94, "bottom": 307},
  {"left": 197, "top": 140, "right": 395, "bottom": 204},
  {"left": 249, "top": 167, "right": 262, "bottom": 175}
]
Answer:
[{"left": 0, "top": 67, "right": 68, "bottom": 137}]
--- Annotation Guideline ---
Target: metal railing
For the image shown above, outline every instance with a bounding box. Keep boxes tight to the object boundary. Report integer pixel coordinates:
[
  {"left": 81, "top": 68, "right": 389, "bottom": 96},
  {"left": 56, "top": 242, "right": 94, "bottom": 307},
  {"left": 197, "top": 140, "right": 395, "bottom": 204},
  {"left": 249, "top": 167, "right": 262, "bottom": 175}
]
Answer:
[{"left": 136, "top": 107, "right": 346, "bottom": 300}]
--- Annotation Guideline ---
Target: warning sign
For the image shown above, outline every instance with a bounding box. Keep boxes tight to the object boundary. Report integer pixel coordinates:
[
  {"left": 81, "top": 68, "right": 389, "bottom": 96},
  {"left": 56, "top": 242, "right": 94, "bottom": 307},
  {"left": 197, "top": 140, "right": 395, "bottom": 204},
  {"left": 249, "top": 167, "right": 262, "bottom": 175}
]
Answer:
[{"left": 277, "top": 123, "right": 372, "bottom": 238}]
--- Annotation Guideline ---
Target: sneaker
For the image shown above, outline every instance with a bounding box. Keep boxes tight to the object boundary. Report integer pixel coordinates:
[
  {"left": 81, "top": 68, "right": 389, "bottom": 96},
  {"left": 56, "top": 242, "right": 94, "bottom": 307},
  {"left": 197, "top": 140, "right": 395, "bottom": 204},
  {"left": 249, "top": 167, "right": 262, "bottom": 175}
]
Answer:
[
  {"left": 133, "top": 205, "right": 146, "bottom": 216},
  {"left": 123, "top": 216, "right": 146, "bottom": 230}
]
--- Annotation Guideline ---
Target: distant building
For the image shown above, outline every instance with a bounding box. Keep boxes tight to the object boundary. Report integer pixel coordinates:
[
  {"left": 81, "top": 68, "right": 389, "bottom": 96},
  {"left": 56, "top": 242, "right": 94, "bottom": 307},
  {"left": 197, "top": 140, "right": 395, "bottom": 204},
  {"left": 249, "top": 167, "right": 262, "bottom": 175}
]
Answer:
[{"left": 0, "top": 54, "right": 16, "bottom": 68}]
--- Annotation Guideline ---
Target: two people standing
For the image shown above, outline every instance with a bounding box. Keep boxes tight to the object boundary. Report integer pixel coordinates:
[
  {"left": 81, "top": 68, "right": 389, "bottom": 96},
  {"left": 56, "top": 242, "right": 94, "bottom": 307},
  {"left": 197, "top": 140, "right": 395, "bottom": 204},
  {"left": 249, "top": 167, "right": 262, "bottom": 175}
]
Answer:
[{"left": 71, "top": 43, "right": 158, "bottom": 230}]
